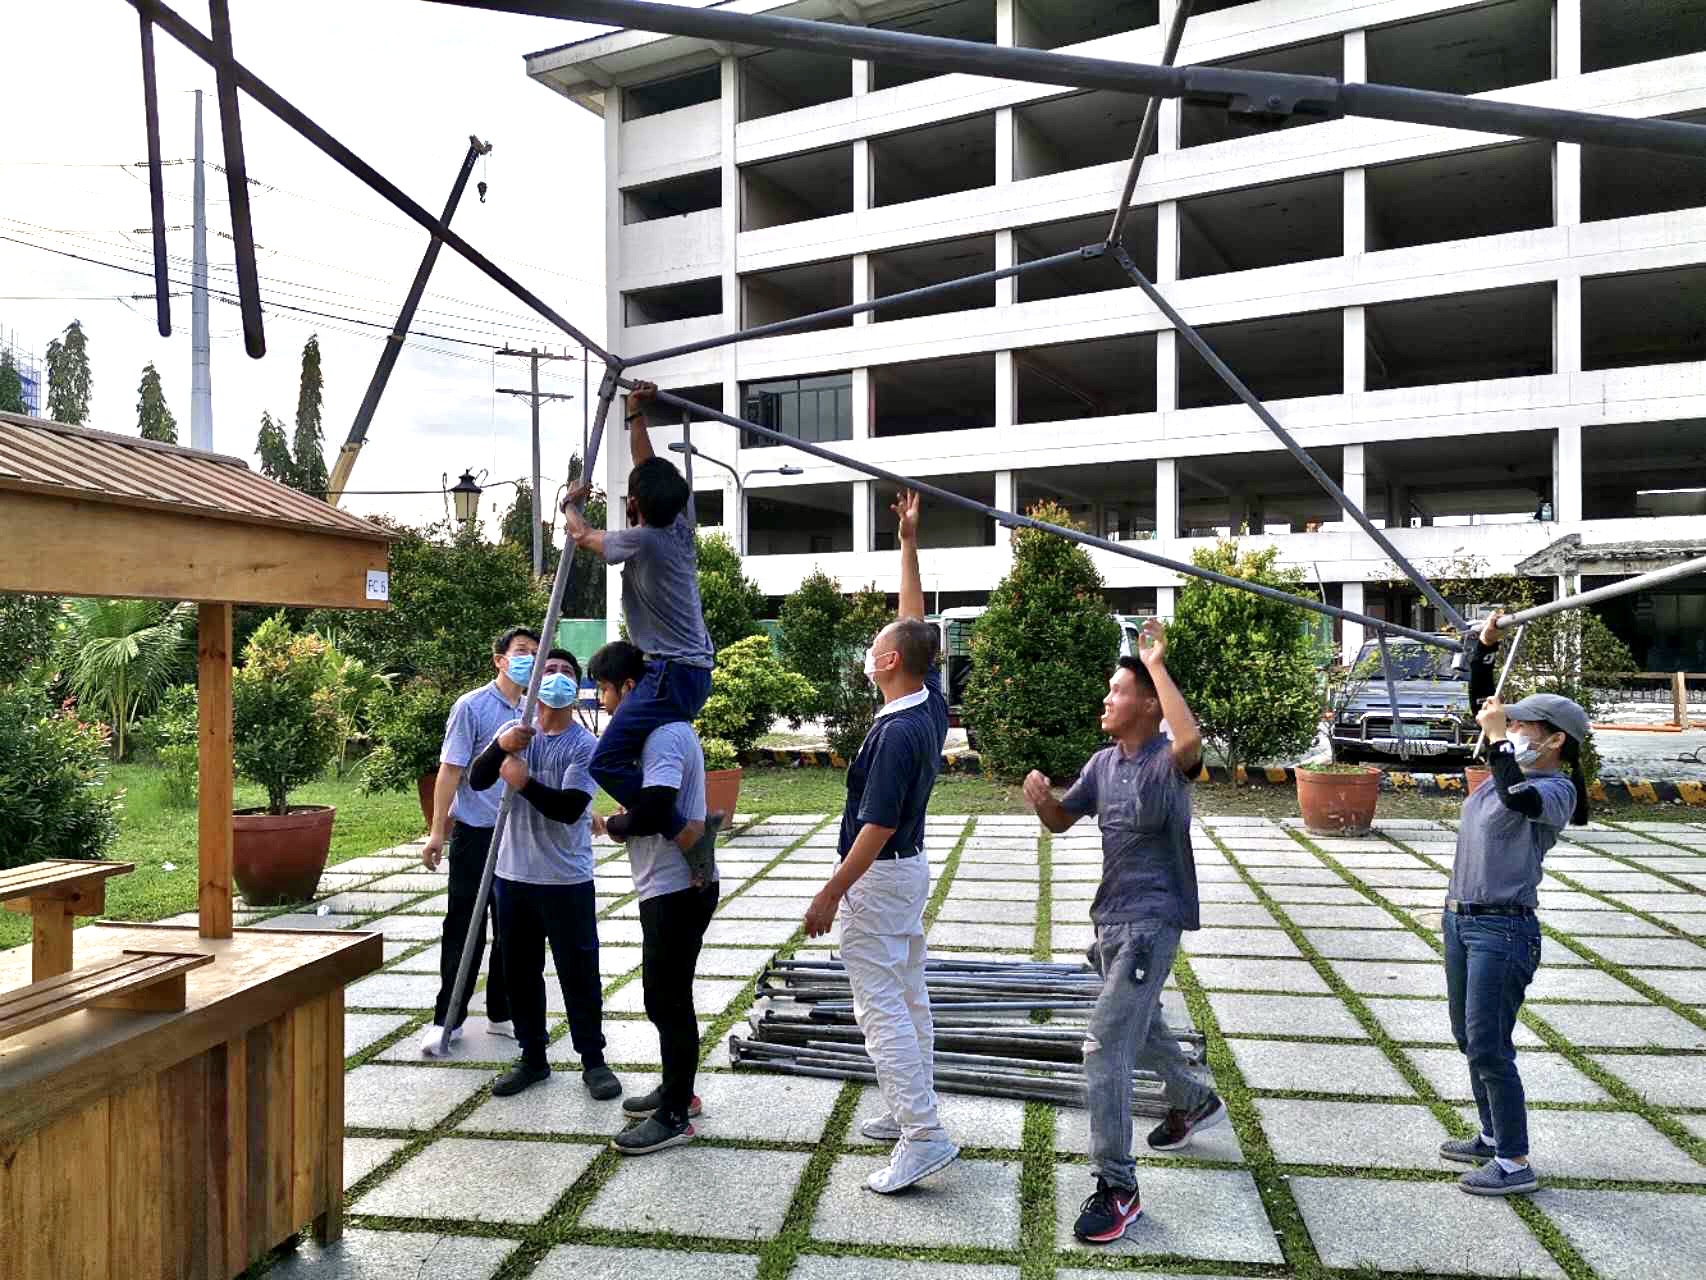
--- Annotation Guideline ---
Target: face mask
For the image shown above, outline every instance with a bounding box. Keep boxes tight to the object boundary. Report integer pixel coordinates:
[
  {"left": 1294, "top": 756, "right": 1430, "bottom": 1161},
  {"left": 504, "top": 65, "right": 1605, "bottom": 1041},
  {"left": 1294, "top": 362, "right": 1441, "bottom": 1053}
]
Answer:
[
  {"left": 1511, "top": 736, "right": 1545, "bottom": 767},
  {"left": 505, "top": 654, "right": 534, "bottom": 687},
  {"left": 538, "top": 672, "right": 577, "bottom": 709},
  {"left": 863, "top": 646, "right": 886, "bottom": 682}
]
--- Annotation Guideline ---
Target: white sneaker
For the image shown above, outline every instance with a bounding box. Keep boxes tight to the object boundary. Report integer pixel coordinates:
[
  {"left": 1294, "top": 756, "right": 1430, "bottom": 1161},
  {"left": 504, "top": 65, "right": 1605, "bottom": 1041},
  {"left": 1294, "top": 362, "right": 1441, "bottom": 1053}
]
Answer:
[
  {"left": 865, "top": 1137, "right": 959, "bottom": 1194},
  {"left": 419, "top": 1024, "right": 464, "bottom": 1058},
  {"left": 861, "top": 1115, "right": 903, "bottom": 1143},
  {"left": 486, "top": 1019, "right": 516, "bottom": 1039}
]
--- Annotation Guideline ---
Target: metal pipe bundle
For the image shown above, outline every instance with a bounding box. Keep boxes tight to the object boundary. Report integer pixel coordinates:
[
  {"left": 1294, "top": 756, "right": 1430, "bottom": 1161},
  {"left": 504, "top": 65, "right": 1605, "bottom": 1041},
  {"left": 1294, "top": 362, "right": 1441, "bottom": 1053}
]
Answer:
[{"left": 731, "top": 957, "right": 1206, "bottom": 1113}]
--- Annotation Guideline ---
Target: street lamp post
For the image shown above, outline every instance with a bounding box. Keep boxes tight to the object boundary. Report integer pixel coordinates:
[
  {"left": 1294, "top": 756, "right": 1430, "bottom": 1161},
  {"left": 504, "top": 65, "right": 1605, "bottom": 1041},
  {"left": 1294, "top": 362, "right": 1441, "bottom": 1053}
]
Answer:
[
  {"left": 668, "top": 441, "right": 801, "bottom": 554},
  {"left": 447, "top": 468, "right": 484, "bottom": 529}
]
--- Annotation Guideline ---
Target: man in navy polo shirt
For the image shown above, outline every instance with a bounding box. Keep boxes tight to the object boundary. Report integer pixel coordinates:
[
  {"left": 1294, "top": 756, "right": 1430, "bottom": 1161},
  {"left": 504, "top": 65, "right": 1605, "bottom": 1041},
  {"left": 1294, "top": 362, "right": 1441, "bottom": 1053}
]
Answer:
[
  {"left": 804, "top": 490, "right": 957, "bottom": 1194},
  {"left": 417, "top": 625, "right": 535, "bottom": 1057}
]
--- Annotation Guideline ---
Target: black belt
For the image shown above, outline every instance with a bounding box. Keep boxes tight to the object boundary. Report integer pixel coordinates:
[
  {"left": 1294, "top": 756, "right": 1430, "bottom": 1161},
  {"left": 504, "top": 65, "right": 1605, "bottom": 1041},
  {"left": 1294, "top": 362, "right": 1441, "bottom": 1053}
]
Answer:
[
  {"left": 1446, "top": 900, "right": 1534, "bottom": 917},
  {"left": 845, "top": 847, "right": 920, "bottom": 861}
]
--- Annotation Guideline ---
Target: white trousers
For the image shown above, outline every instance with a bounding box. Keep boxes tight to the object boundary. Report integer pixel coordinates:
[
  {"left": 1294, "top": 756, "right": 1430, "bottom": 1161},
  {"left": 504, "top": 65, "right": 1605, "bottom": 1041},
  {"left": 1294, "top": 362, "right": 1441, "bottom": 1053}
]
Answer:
[{"left": 839, "top": 853, "right": 947, "bottom": 1142}]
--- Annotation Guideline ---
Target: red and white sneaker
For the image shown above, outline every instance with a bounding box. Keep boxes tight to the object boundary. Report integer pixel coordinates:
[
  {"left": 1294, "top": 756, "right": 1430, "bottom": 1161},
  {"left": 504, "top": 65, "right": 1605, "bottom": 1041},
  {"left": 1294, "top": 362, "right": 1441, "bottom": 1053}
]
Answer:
[{"left": 1073, "top": 1177, "right": 1142, "bottom": 1244}]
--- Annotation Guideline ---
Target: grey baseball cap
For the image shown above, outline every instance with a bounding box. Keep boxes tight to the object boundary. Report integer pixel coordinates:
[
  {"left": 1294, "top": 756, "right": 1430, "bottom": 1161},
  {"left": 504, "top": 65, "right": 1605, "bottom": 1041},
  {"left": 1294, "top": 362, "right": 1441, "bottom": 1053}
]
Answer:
[{"left": 1503, "top": 693, "right": 1591, "bottom": 743}]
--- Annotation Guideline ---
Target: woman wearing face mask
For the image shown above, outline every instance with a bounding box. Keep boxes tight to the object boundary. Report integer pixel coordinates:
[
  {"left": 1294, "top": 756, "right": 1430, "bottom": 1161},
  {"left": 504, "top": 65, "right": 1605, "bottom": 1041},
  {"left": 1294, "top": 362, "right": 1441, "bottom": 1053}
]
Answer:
[{"left": 1438, "top": 611, "right": 1591, "bottom": 1197}]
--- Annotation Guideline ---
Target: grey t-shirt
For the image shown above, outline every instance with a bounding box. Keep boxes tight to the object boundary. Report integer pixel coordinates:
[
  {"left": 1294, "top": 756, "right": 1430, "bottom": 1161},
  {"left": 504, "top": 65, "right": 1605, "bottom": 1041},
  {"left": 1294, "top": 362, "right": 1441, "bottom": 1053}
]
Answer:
[
  {"left": 441, "top": 681, "right": 521, "bottom": 828},
  {"left": 627, "top": 721, "right": 717, "bottom": 902},
  {"left": 603, "top": 512, "right": 714, "bottom": 669},
  {"left": 494, "top": 720, "right": 597, "bottom": 887},
  {"left": 1061, "top": 735, "right": 1200, "bottom": 929},
  {"left": 1449, "top": 764, "right": 1575, "bottom": 908}
]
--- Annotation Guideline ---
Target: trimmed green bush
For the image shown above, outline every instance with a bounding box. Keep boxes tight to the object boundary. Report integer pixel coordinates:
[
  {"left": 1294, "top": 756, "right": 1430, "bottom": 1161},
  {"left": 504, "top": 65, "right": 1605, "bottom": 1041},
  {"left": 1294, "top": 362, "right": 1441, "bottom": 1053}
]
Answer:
[
  {"left": 962, "top": 501, "right": 1120, "bottom": 782},
  {"left": 233, "top": 617, "right": 340, "bottom": 815},
  {"left": 0, "top": 683, "right": 121, "bottom": 868},
  {"left": 696, "top": 531, "right": 766, "bottom": 653},
  {"left": 695, "top": 633, "right": 814, "bottom": 757},
  {"left": 360, "top": 677, "right": 457, "bottom": 795}
]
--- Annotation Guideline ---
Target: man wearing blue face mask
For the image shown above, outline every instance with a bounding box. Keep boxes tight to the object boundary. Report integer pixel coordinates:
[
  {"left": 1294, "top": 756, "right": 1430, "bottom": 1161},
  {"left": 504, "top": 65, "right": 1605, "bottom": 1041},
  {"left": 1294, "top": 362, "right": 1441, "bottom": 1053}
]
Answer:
[
  {"left": 468, "top": 649, "right": 620, "bottom": 1101},
  {"left": 418, "top": 625, "right": 537, "bottom": 1058}
]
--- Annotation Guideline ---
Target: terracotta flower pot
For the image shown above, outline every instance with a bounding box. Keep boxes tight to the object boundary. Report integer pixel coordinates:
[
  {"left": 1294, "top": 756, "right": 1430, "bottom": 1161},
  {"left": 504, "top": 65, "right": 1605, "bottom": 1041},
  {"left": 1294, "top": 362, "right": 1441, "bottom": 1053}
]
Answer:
[
  {"left": 416, "top": 770, "right": 437, "bottom": 827},
  {"left": 1464, "top": 766, "right": 1492, "bottom": 795},
  {"left": 705, "top": 767, "right": 743, "bottom": 822},
  {"left": 1295, "top": 766, "right": 1381, "bottom": 836},
  {"left": 232, "top": 805, "right": 336, "bottom": 906}
]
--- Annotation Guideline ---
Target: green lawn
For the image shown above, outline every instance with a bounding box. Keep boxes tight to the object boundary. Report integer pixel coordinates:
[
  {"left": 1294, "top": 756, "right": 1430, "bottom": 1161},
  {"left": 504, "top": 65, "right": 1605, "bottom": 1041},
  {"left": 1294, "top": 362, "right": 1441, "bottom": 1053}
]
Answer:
[{"left": 5, "top": 761, "right": 1687, "bottom": 950}]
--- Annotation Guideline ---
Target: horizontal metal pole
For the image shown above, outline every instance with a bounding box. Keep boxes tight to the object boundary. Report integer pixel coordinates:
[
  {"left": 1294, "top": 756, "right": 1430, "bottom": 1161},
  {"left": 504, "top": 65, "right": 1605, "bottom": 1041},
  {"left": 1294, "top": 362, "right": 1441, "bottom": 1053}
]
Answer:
[
  {"left": 624, "top": 246, "right": 1098, "bottom": 368},
  {"left": 130, "top": 0, "right": 613, "bottom": 364},
  {"left": 635, "top": 381, "right": 1458, "bottom": 650},
  {"left": 1499, "top": 553, "right": 1706, "bottom": 628},
  {"left": 440, "top": 0, "right": 1706, "bottom": 158}
]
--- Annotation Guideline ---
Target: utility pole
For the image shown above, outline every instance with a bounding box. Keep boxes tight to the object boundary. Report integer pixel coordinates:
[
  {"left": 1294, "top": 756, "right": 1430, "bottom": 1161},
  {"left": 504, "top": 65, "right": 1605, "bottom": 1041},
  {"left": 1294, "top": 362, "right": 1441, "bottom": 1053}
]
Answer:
[
  {"left": 496, "top": 347, "right": 577, "bottom": 575},
  {"left": 190, "top": 89, "right": 212, "bottom": 451},
  {"left": 329, "top": 134, "right": 492, "bottom": 504}
]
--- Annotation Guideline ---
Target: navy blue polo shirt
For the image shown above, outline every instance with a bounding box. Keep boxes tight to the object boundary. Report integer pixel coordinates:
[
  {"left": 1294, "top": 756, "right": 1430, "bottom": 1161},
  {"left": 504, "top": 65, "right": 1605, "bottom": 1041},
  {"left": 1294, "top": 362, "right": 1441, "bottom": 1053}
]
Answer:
[{"left": 837, "top": 665, "right": 949, "bottom": 860}]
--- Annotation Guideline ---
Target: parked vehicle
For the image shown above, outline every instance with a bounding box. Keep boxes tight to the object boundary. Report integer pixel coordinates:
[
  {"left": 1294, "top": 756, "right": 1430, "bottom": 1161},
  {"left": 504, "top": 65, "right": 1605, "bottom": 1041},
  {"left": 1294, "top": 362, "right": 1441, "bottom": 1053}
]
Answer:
[{"left": 1330, "top": 635, "right": 1474, "bottom": 762}]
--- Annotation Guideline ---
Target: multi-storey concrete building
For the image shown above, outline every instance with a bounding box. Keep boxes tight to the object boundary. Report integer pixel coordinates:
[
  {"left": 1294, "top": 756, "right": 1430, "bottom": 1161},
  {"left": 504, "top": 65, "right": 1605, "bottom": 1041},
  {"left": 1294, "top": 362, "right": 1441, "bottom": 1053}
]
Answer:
[{"left": 527, "top": 0, "right": 1706, "bottom": 669}]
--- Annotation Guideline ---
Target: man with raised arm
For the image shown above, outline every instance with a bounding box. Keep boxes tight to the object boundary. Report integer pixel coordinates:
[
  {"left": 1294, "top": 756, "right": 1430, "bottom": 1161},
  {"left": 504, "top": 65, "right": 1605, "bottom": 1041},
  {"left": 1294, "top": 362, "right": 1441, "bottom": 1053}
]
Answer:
[
  {"left": 1023, "top": 621, "right": 1224, "bottom": 1245},
  {"left": 804, "top": 490, "right": 957, "bottom": 1194}
]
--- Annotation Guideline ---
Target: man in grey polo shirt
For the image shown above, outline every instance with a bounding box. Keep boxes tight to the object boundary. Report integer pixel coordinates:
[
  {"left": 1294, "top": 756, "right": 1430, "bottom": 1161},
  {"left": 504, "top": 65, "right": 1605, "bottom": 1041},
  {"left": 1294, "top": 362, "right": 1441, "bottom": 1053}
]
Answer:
[{"left": 1024, "top": 621, "right": 1223, "bottom": 1245}]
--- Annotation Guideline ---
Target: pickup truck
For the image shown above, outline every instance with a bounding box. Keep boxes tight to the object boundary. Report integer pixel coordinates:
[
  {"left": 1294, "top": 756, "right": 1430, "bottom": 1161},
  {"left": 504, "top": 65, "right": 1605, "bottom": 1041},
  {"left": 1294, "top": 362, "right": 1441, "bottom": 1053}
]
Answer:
[{"left": 1330, "top": 635, "right": 1474, "bottom": 762}]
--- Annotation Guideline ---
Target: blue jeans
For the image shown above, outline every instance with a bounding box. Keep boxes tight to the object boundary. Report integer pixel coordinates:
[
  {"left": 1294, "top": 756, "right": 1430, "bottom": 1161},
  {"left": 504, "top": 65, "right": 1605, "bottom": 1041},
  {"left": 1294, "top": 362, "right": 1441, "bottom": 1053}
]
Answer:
[
  {"left": 494, "top": 877, "right": 605, "bottom": 1068},
  {"left": 1085, "top": 921, "right": 1213, "bottom": 1190},
  {"left": 1443, "top": 911, "right": 1541, "bottom": 1158},
  {"left": 590, "top": 660, "right": 712, "bottom": 838}
]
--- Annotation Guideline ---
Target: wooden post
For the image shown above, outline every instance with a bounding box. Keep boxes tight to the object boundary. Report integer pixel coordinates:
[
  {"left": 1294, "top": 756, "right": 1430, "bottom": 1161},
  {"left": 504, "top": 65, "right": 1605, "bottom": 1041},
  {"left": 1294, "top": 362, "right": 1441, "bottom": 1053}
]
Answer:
[
  {"left": 198, "top": 602, "right": 234, "bottom": 939},
  {"left": 1674, "top": 671, "right": 1689, "bottom": 728},
  {"left": 30, "top": 899, "right": 74, "bottom": 982}
]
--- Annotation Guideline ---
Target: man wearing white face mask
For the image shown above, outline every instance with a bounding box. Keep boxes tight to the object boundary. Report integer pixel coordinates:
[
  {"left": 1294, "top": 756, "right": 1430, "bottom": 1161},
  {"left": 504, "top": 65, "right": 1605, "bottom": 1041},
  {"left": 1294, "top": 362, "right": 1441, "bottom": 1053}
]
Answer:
[
  {"left": 418, "top": 625, "right": 536, "bottom": 1057},
  {"left": 804, "top": 490, "right": 957, "bottom": 1194},
  {"left": 468, "top": 649, "right": 620, "bottom": 1102}
]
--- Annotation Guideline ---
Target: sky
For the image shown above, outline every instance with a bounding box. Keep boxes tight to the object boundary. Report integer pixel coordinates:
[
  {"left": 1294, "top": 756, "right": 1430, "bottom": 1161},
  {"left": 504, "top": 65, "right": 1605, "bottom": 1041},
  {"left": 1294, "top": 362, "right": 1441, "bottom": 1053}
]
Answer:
[{"left": 1, "top": 0, "right": 615, "bottom": 536}]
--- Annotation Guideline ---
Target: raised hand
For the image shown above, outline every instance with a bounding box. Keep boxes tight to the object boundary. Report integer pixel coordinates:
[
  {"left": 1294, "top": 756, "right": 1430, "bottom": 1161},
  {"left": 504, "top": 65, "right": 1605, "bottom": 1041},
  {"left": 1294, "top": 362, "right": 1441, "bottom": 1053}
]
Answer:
[
  {"left": 892, "top": 488, "right": 920, "bottom": 542},
  {"left": 1137, "top": 617, "right": 1167, "bottom": 668}
]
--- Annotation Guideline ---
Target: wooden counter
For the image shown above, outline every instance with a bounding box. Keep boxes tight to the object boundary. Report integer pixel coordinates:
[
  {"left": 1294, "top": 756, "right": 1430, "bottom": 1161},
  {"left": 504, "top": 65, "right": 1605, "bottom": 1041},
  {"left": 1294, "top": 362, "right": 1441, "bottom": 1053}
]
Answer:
[{"left": 0, "top": 922, "right": 381, "bottom": 1280}]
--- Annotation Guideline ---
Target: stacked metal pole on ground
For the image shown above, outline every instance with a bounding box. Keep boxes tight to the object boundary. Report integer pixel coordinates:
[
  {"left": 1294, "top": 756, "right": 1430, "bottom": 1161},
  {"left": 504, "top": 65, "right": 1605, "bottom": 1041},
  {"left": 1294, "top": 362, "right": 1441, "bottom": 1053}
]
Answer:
[{"left": 730, "top": 958, "right": 1207, "bottom": 1115}]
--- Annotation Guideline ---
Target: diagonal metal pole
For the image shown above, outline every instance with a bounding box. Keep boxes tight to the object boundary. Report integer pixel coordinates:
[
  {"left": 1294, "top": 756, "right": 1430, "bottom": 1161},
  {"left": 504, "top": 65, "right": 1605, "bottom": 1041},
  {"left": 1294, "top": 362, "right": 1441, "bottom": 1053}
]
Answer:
[
  {"left": 439, "top": 368, "right": 622, "bottom": 1054},
  {"left": 1472, "top": 624, "right": 1526, "bottom": 759},
  {"left": 137, "top": 11, "right": 171, "bottom": 338},
  {"left": 206, "top": 0, "right": 264, "bottom": 357},
  {"left": 1108, "top": 244, "right": 1469, "bottom": 636},
  {"left": 1375, "top": 629, "right": 1411, "bottom": 764},
  {"left": 636, "top": 381, "right": 1456, "bottom": 650},
  {"left": 1106, "top": 0, "right": 1192, "bottom": 249}
]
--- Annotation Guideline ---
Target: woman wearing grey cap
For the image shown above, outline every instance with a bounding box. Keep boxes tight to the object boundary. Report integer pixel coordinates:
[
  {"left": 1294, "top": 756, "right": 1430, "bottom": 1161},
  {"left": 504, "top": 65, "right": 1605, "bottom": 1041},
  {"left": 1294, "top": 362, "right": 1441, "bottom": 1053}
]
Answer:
[{"left": 1438, "top": 612, "right": 1591, "bottom": 1197}]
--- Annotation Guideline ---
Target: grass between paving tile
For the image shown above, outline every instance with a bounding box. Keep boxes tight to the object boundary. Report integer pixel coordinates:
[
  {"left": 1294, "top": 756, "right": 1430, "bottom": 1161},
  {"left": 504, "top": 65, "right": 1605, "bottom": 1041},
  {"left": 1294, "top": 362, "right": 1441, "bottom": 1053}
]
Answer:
[
  {"left": 1033, "top": 832, "right": 1054, "bottom": 963},
  {"left": 1020, "top": 1102, "right": 1057, "bottom": 1280},
  {"left": 921, "top": 817, "right": 976, "bottom": 928}
]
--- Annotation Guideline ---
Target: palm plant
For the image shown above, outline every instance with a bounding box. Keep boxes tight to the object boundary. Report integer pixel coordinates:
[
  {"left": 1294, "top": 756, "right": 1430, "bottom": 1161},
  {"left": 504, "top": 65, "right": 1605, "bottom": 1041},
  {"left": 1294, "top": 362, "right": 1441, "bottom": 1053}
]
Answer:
[{"left": 60, "top": 598, "right": 192, "bottom": 759}]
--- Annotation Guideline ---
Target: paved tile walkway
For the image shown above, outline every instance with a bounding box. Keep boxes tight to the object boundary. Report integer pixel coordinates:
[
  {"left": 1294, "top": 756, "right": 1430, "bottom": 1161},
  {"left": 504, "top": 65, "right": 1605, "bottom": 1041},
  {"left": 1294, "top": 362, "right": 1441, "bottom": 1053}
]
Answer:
[{"left": 243, "top": 812, "right": 1705, "bottom": 1279}]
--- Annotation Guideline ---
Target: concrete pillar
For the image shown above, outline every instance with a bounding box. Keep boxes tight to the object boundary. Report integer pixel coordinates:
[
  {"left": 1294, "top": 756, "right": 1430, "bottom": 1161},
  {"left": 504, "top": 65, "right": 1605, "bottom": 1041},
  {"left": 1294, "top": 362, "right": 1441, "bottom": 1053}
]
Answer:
[
  {"left": 995, "top": 470, "right": 1017, "bottom": 537},
  {"left": 1557, "top": 275, "right": 1582, "bottom": 374},
  {"left": 851, "top": 55, "right": 870, "bottom": 96},
  {"left": 999, "top": 0, "right": 1042, "bottom": 49},
  {"left": 995, "top": 229, "right": 1017, "bottom": 306},
  {"left": 1556, "top": 0, "right": 1582, "bottom": 78},
  {"left": 853, "top": 139, "right": 871, "bottom": 212},
  {"left": 1556, "top": 142, "right": 1582, "bottom": 228},
  {"left": 1157, "top": 0, "right": 1182, "bottom": 154},
  {"left": 1343, "top": 443, "right": 1367, "bottom": 512},
  {"left": 1343, "top": 28, "right": 1367, "bottom": 83},
  {"left": 1156, "top": 330, "right": 1177, "bottom": 412},
  {"left": 1156, "top": 585, "right": 1177, "bottom": 619},
  {"left": 1344, "top": 305, "right": 1366, "bottom": 395},
  {"left": 1156, "top": 458, "right": 1179, "bottom": 539},
  {"left": 1156, "top": 201, "right": 1179, "bottom": 283},
  {"left": 1341, "top": 581, "right": 1365, "bottom": 665},
  {"left": 852, "top": 480, "right": 876, "bottom": 552},
  {"left": 1343, "top": 168, "right": 1366, "bottom": 257},
  {"left": 851, "top": 367, "right": 873, "bottom": 440},
  {"left": 853, "top": 252, "right": 873, "bottom": 325},
  {"left": 996, "top": 107, "right": 1015, "bottom": 185},
  {"left": 995, "top": 349, "right": 1017, "bottom": 429},
  {"left": 1230, "top": 492, "right": 1251, "bottom": 536},
  {"left": 1555, "top": 424, "right": 1583, "bottom": 523}
]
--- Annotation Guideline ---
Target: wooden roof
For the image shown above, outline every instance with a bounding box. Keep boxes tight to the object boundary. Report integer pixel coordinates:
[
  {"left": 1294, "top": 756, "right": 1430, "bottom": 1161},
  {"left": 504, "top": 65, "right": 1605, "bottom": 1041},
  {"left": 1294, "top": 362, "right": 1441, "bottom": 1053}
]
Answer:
[
  {"left": 0, "top": 413, "right": 394, "bottom": 610},
  {"left": 0, "top": 412, "right": 389, "bottom": 542}
]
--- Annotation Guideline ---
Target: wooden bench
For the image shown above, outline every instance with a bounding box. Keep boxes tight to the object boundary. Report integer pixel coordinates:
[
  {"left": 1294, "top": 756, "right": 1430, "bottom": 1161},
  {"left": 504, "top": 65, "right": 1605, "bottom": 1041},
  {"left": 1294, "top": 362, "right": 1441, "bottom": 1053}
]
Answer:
[
  {"left": 0, "top": 858, "right": 135, "bottom": 982},
  {"left": 0, "top": 949, "right": 214, "bottom": 1042}
]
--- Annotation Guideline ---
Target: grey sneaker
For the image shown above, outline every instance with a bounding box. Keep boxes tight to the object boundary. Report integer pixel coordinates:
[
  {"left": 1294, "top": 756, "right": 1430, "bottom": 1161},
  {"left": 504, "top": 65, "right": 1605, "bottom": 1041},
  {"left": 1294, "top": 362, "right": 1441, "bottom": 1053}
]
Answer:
[
  {"left": 1460, "top": 1159, "right": 1539, "bottom": 1196},
  {"left": 1439, "top": 1135, "right": 1497, "bottom": 1165},
  {"left": 612, "top": 1113, "right": 694, "bottom": 1155},
  {"left": 861, "top": 1114, "right": 902, "bottom": 1143},
  {"left": 622, "top": 1087, "right": 701, "bottom": 1119}
]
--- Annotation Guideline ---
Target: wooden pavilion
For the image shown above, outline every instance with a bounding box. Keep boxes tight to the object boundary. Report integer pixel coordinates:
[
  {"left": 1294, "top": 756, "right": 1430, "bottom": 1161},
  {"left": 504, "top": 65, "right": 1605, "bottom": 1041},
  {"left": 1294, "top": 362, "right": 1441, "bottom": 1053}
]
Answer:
[{"left": 0, "top": 412, "right": 394, "bottom": 1278}]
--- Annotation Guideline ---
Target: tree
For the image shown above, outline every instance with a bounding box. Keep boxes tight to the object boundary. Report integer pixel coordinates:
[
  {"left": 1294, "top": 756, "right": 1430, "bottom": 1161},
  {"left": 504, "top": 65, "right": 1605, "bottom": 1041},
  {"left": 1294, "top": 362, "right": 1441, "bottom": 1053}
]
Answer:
[
  {"left": 0, "top": 683, "right": 121, "bottom": 868},
  {"left": 499, "top": 481, "right": 561, "bottom": 575},
  {"left": 136, "top": 362, "right": 178, "bottom": 443},
  {"left": 696, "top": 530, "right": 766, "bottom": 652},
  {"left": 293, "top": 334, "right": 329, "bottom": 498},
  {"left": 694, "top": 633, "right": 814, "bottom": 757},
  {"left": 778, "top": 569, "right": 848, "bottom": 718},
  {"left": 0, "top": 351, "right": 25, "bottom": 414},
  {"left": 0, "top": 593, "right": 60, "bottom": 686},
  {"left": 825, "top": 584, "right": 889, "bottom": 760},
  {"left": 1166, "top": 541, "right": 1323, "bottom": 779},
  {"left": 233, "top": 617, "right": 340, "bottom": 815},
  {"left": 58, "top": 597, "right": 193, "bottom": 760},
  {"left": 256, "top": 410, "right": 295, "bottom": 484},
  {"left": 45, "top": 320, "right": 91, "bottom": 424},
  {"left": 962, "top": 501, "right": 1121, "bottom": 782}
]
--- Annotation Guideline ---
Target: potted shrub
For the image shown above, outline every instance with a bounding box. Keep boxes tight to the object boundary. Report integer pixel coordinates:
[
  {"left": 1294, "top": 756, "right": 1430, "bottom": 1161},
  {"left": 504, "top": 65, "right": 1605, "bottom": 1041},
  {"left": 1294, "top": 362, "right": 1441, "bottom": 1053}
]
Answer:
[
  {"left": 695, "top": 633, "right": 814, "bottom": 810},
  {"left": 702, "top": 736, "right": 742, "bottom": 821},
  {"left": 360, "top": 677, "right": 457, "bottom": 824},
  {"left": 1295, "top": 761, "right": 1383, "bottom": 834},
  {"left": 231, "top": 617, "right": 341, "bottom": 905}
]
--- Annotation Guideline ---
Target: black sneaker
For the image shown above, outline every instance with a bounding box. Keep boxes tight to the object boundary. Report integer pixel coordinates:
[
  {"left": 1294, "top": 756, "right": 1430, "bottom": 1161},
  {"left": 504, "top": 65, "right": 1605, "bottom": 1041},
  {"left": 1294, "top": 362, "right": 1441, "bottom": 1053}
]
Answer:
[
  {"left": 622, "top": 1087, "right": 702, "bottom": 1119},
  {"left": 1073, "top": 1177, "right": 1142, "bottom": 1244},
  {"left": 1147, "top": 1092, "right": 1226, "bottom": 1151},
  {"left": 583, "top": 1064, "right": 622, "bottom": 1101},
  {"left": 491, "top": 1059, "right": 550, "bottom": 1097},
  {"left": 612, "top": 1112, "right": 694, "bottom": 1155}
]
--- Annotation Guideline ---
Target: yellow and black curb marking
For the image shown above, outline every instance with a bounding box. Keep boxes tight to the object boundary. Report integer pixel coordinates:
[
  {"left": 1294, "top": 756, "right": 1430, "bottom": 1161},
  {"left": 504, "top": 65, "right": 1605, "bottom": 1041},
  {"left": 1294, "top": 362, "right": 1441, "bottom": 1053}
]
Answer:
[{"left": 742, "top": 748, "right": 1706, "bottom": 805}]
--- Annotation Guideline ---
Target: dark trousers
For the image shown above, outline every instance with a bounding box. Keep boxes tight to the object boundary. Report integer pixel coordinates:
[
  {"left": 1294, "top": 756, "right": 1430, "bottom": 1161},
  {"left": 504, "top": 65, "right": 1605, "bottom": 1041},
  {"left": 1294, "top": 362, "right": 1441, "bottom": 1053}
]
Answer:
[
  {"left": 639, "top": 881, "right": 719, "bottom": 1120},
  {"left": 494, "top": 877, "right": 606, "bottom": 1068},
  {"left": 435, "top": 821, "right": 509, "bottom": 1029},
  {"left": 590, "top": 660, "right": 712, "bottom": 838},
  {"left": 1444, "top": 910, "right": 1541, "bottom": 1158}
]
